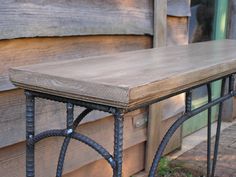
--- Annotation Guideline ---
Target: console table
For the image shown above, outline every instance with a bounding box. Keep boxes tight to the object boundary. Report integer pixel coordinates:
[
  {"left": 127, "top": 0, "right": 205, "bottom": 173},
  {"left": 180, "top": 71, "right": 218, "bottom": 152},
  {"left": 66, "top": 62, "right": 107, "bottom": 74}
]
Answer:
[{"left": 9, "top": 40, "right": 236, "bottom": 177}]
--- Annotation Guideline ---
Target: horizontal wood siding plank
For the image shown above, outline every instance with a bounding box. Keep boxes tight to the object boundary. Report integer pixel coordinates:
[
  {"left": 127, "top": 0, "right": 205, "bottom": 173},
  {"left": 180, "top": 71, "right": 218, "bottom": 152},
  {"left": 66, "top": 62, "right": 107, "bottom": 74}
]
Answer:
[
  {"left": 0, "top": 89, "right": 109, "bottom": 148},
  {"left": 0, "top": 35, "right": 152, "bottom": 92},
  {"left": 0, "top": 0, "right": 153, "bottom": 40},
  {"left": 0, "top": 36, "right": 152, "bottom": 78},
  {"left": 167, "top": 0, "right": 191, "bottom": 17},
  {"left": 64, "top": 143, "right": 145, "bottom": 177},
  {"left": 167, "top": 16, "right": 189, "bottom": 46},
  {"left": 0, "top": 35, "right": 152, "bottom": 148},
  {"left": 0, "top": 113, "right": 147, "bottom": 177}
]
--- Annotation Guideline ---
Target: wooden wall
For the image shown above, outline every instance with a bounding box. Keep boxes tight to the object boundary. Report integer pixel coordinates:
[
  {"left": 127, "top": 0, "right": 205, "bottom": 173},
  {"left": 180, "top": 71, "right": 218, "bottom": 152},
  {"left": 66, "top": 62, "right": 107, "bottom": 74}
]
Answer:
[
  {"left": 0, "top": 0, "right": 190, "bottom": 176},
  {"left": 0, "top": 0, "right": 153, "bottom": 39},
  {"left": 0, "top": 1, "right": 152, "bottom": 177}
]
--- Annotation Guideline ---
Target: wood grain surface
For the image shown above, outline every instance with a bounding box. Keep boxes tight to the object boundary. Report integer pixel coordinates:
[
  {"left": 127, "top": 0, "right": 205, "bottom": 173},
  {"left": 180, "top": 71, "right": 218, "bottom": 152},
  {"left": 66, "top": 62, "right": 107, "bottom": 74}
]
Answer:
[
  {"left": 0, "top": 0, "right": 153, "bottom": 40},
  {"left": 0, "top": 35, "right": 151, "bottom": 92},
  {"left": 9, "top": 40, "right": 236, "bottom": 109}
]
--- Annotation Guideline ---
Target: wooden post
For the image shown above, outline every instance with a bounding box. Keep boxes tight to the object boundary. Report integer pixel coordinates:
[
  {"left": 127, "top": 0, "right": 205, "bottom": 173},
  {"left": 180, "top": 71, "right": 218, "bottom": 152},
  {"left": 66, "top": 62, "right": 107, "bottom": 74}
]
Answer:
[
  {"left": 152, "top": 0, "right": 167, "bottom": 48},
  {"left": 145, "top": 0, "right": 167, "bottom": 173}
]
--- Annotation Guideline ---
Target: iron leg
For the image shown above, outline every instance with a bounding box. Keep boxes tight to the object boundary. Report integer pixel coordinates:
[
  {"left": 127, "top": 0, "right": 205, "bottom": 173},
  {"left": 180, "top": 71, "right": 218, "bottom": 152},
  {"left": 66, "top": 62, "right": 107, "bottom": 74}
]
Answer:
[
  {"left": 211, "top": 100, "right": 223, "bottom": 177},
  {"left": 113, "top": 111, "right": 124, "bottom": 177},
  {"left": 25, "top": 91, "right": 35, "bottom": 177},
  {"left": 211, "top": 79, "right": 226, "bottom": 177},
  {"left": 207, "top": 84, "right": 212, "bottom": 177},
  {"left": 211, "top": 78, "right": 226, "bottom": 177}
]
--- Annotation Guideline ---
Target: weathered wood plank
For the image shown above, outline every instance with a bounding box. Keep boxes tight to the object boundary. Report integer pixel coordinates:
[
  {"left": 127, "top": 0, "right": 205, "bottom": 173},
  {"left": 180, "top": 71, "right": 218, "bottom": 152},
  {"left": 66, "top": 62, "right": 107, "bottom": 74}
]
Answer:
[
  {"left": 0, "top": 76, "right": 16, "bottom": 92},
  {"left": 64, "top": 143, "right": 145, "bottom": 177},
  {"left": 153, "top": 0, "right": 167, "bottom": 47},
  {"left": 167, "top": 0, "right": 191, "bottom": 17},
  {"left": 0, "top": 36, "right": 152, "bottom": 79},
  {"left": 145, "top": 15, "right": 188, "bottom": 174},
  {"left": 0, "top": 112, "right": 147, "bottom": 177},
  {"left": 0, "top": 36, "right": 152, "bottom": 148},
  {"left": 222, "top": 77, "right": 236, "bottom": 122},
  {"left": 0, "top": 0, "right": 153, "bottom": 40},
  {"left": 162, "top": 15, "right": 188, "bottom": 120},
  {"left": 0, "top": 89, "right": 111, "bottom": 148},
  {"left": 9, "top": 40, "right": 236, "bottom": 109},
  {"left": 233, "top": 97, "right": 236, "bottom": 119},
  {"left": 167, "top": 16, "right": 189, "bottom": 46}
]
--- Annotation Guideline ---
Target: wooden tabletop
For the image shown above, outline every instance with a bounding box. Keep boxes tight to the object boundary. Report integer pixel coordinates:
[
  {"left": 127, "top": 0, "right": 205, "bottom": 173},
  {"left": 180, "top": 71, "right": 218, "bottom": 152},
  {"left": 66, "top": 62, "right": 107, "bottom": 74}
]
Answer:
[{"left": 9, "top": 40, "right": 236, "bottom": 109}]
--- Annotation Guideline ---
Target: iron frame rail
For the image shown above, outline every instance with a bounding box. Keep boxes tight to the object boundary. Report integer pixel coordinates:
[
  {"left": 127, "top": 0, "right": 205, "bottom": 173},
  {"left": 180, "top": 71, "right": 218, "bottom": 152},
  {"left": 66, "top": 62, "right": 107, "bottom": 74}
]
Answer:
[{"left": 25, "top": 74, "right": 235, "bottom": 177}]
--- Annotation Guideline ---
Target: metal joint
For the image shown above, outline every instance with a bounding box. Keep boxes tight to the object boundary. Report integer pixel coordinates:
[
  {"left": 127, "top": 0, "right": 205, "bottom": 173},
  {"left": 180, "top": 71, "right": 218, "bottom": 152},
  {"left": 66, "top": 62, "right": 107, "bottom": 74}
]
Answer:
[
  {"left": 185, "top": 90, "right": 192, "bottom": 113},
  {"left": 108, "top": 156, "right": 116, "bottom": 169},
  {"left": 25, "top": 90, "right": 34, "bottom": 98},
  {"left": 66, "top": 129, "right": 73, "bottom": 135}
]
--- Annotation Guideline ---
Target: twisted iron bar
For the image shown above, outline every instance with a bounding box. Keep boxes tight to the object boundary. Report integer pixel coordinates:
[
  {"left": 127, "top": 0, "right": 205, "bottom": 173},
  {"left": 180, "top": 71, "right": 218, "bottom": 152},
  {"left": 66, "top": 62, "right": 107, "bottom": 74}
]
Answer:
[
  {"left": 185, "top": 90, "right": 192, "bottom": 113},
  {"left": 56, "top": 137, "right": 71, "bottom": 177},
  {"left": 56, "top": 103, "right": 74, "bottom": 177},
  {"left": 148, "top": 77, "right": 234, "bottom": 177},
  {"left": 25, "top": 91, "right": 35, "bottom": 177},
  {"left": 28, "top": 91, "right": 117, "bottom": 114},
  {"left": 207, "top": 83, "right": 212, "bottom": 177},
  {"left": 229, "top": 75, "right": 235, "bottom": 93},
  {"left": 72, "top": 109, "right": 92, "bottom": 129},
  {"left": 56, "top": 108, "right": 92, "bottom": 177},
  {"left": 66, "top": 103, "right": 74, "bottom": 129},
  {"left": 113, "top": 111, "right": 124, "bottom": 177},
  {"left": 211, "top": 78, "right": 226, "bottom": 177},
  {"left": 28, "top": 129, "right": 116, "bottom": 169}
]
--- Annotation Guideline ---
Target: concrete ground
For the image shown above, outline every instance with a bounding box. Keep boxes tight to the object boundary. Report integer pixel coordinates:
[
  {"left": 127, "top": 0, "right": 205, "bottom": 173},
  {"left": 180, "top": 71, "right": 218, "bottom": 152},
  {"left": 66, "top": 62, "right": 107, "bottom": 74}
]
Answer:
[{"left": 169, "top": 121, "right": 236, "bottom": 177}]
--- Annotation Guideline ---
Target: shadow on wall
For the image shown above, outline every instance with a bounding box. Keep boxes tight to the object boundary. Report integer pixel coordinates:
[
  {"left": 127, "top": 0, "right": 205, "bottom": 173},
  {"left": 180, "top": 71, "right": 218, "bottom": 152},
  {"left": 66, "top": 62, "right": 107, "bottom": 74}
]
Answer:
[{"left": 189, "top": 4, "right": 214, "bottom": 43}]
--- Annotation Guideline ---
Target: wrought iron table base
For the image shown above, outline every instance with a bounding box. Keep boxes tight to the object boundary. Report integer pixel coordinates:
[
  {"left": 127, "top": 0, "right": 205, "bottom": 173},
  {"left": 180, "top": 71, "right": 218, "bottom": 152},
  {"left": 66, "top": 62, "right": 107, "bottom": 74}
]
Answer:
[{"left": 25, "top": 74, "right": 235, "bottom": 177}]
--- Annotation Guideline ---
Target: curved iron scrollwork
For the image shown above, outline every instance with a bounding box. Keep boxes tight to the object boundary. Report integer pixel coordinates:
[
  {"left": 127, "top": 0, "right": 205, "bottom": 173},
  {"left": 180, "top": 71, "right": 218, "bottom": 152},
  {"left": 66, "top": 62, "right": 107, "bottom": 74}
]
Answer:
[
  {"left": 113, "top": 112, "right": 124, "bottom": 177},
  {"left": 28, "top": 129, "right": 116, "bottom": 170},
  {"left": 56, "top": 108, "right": 92, "bottom": 177},
  {"left": 148, "top": 76, "right": 234, "bottom": 177}
]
